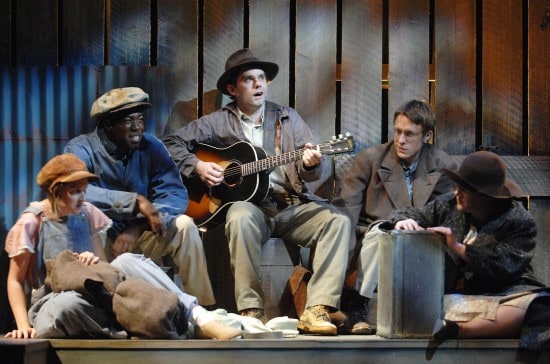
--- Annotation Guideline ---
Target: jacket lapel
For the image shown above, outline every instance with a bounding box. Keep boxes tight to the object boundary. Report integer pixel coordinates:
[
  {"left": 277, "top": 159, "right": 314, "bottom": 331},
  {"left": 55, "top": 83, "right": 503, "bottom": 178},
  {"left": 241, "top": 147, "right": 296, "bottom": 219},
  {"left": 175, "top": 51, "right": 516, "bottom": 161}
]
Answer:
[
  {"left": 413, "top": 170, "right": 441, "bottom": 207},
  {"left": 412, "top": 147, "right": 442, "bottom": 207}
]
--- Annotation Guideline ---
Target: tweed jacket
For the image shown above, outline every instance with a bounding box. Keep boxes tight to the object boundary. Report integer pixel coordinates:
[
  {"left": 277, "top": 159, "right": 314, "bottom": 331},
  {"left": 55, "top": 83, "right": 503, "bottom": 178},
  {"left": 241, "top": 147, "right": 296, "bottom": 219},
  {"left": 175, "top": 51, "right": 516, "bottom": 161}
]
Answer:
[
  {"left": 386, "top": 192, "right": 550, "bottom": 351},
  {"left": 386, "top": 192, "right": 544, "bottom": 294},
  {"left": 333, "top": 141, "right": 458, "bottom": 231}
]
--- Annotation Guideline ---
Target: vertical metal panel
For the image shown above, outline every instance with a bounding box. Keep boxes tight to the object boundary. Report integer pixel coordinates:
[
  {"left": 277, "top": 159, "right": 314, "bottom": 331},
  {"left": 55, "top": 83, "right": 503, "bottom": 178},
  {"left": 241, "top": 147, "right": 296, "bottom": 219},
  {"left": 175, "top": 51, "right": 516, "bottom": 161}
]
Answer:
[{"left": 0, "top": 66, "right": 168, "bottom": 243}]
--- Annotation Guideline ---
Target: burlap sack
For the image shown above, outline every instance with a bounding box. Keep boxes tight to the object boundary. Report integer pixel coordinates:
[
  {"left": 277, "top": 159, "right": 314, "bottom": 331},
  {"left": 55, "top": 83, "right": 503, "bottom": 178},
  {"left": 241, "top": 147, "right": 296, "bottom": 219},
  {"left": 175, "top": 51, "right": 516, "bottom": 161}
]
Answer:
[
  {"left": 112, "top": 277, "right": 188, "bottom": 339},
  {"left": 45, "top": 250, "right": 125, "bottom": 294}
]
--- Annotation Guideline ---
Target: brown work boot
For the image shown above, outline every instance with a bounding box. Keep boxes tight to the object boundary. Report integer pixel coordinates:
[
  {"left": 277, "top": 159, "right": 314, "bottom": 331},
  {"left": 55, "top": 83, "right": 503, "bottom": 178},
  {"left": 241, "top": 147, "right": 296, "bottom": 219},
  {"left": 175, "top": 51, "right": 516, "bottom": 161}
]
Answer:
[
  {"left": 239, "top": 308, "right": 265, "bottom": 320},
  {"left": 298, "top": 305, "right": 337, "bottom": 336}
]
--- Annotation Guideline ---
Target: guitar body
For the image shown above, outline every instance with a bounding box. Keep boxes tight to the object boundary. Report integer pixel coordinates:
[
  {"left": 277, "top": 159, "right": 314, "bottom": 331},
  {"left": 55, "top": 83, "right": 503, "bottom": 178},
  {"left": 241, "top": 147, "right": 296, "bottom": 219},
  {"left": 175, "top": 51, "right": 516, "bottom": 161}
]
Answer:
[{"left": 184, "top": 141, "right": 270, "bottom": 227}]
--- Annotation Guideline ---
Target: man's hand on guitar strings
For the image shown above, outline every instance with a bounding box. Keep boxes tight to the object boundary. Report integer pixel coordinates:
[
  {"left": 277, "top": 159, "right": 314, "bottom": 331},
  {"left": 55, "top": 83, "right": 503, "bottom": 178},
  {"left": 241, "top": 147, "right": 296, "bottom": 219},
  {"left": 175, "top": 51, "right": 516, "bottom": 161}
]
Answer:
[
  {"left": 302, "top": 143, "right": 322, "bottom": 168},
  {"left": 197, "top": 160, "right": 224, "bottom": 186}
]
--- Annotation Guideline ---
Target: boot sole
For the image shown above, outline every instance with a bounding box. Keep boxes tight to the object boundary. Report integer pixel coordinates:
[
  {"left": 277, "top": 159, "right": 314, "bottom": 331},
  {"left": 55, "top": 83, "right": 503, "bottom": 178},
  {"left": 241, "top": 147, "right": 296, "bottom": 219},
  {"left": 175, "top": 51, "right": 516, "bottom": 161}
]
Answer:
[
  {"left": 349, "top": 327, "right": 375, "bottom": 335},
  {"left": 348, "top": 322, "right": 375, "bottom": 335},
  {"left": 297, "top": 322, "right": 337, "bottom": 336}
]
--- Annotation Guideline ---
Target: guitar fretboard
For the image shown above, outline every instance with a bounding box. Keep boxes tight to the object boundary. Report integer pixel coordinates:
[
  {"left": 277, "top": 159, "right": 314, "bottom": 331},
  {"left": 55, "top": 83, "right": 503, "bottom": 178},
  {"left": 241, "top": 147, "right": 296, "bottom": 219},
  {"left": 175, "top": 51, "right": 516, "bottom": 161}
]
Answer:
[
  {"left": 242, "top": 149, "right": 307, "bottom": 176},
  {"left": 222, "top": 135, "right": 353, "bottom": 179}
]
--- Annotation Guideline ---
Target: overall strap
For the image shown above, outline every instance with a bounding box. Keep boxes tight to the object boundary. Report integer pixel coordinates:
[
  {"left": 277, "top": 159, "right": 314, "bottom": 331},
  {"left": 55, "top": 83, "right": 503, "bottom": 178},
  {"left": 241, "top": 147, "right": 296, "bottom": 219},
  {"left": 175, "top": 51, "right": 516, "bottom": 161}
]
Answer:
[
  {"left": 21, "top": 205, "right": 46, "bottom": 288},
  {"left": 262, "top": 102, "right": 281, "bottom": 156},
  {"left": 22, "top": 205, "right": 43, "bottom": 216}
]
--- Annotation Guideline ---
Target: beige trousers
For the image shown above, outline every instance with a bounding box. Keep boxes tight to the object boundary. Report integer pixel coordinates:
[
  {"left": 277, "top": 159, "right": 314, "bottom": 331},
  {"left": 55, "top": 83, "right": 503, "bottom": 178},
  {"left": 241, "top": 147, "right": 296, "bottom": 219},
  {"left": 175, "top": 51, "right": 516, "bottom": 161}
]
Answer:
[{"left": 107, "top": 215, "right": 215, "bottom": 306}]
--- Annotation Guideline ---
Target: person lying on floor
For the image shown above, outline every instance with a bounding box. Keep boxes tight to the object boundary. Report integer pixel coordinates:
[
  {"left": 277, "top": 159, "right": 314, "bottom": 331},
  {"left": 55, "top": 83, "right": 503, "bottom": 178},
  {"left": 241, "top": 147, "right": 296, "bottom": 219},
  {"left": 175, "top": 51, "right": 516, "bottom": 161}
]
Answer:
[
  {"left": 383, "top": 151, "right": 549, "bottom": 348},
  {"left": 4, "top": 153, "right": 240, "bottom": 340}
]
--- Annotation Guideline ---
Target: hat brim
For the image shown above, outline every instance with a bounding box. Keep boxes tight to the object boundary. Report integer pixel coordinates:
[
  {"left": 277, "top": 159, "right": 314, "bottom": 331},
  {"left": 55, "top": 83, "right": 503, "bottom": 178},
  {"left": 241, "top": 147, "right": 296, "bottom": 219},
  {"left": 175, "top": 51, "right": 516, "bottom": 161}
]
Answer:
[
  {"left": 216, "top": 61, "right": 279, "bottom": 95},
  {"left": 96, "top": 101, "right": 151, "bottom": 120},
  {"left": 443, "top": 168, "right": 524, "bottom": 199},
  {"left": 51, "top": 171, "right": 99, "bottom": 190}
]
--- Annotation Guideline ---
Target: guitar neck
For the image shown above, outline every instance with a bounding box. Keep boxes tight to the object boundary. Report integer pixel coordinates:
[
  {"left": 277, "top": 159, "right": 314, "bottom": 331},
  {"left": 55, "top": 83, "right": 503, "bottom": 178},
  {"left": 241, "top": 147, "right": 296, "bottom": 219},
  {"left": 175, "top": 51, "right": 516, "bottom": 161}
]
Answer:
[{"left": 242, "top": 149, "right": 306, "bottom": 176}]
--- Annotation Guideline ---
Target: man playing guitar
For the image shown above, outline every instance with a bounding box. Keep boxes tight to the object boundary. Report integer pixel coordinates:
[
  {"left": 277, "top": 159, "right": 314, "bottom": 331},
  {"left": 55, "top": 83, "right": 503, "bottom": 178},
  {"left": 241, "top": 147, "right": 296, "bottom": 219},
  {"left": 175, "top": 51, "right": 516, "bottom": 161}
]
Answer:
[{"left": 163, "top": 48, "right": 353, "bottom": 336}]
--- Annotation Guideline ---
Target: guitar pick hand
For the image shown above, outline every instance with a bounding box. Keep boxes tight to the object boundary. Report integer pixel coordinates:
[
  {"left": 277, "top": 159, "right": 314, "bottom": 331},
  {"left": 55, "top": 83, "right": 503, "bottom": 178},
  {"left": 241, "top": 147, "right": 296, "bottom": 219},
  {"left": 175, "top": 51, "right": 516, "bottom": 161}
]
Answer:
[{"left": 197, "top": 161, "right": 224, "bottom": 186}]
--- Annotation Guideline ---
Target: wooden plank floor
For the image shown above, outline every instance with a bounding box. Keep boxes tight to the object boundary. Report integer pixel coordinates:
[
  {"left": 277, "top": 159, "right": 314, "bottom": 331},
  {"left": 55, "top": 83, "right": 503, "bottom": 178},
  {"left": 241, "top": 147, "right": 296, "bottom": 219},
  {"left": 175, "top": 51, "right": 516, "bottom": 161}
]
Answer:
[{"left": 3, "top": 336, "right": 548, "bottom": 364}]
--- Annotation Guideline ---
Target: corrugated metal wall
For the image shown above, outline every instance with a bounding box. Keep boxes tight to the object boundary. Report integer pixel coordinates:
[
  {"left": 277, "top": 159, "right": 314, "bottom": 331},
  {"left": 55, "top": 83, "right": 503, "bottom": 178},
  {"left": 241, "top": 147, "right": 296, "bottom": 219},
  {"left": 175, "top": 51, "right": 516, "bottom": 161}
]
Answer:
[{"left": 0, "top": 66, "right": 169, "bottom": 240}]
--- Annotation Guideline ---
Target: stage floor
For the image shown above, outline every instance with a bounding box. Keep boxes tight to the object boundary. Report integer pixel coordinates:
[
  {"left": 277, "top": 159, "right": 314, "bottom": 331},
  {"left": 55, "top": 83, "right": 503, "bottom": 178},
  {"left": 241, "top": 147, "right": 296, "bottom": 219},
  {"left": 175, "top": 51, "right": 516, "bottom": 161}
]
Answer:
[{"left": 3, "top": 335, "right": 548, "bottom": 364}]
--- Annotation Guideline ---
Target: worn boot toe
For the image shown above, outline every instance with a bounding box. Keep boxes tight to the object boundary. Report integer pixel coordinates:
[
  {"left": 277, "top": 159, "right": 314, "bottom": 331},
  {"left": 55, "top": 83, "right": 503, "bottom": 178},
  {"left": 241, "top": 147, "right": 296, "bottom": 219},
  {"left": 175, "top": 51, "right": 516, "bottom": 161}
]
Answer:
[{"left": 297, "top": 305, "right": 337, "bottom": 336}]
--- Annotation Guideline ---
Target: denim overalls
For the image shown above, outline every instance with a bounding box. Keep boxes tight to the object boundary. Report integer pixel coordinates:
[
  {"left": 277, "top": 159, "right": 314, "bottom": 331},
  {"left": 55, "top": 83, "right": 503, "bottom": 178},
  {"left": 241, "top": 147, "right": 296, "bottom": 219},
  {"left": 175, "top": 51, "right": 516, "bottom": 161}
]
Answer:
[{"left": 24, "top": 204, "right": 94, "bottom": 289}]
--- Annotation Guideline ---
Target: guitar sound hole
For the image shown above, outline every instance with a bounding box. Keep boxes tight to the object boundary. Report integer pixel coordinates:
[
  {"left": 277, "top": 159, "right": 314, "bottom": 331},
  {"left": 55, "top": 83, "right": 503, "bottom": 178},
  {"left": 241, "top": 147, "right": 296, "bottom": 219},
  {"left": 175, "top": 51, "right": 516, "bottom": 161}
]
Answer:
[{"left": 223, "top": 161, "right": 242, "bottom": 186}]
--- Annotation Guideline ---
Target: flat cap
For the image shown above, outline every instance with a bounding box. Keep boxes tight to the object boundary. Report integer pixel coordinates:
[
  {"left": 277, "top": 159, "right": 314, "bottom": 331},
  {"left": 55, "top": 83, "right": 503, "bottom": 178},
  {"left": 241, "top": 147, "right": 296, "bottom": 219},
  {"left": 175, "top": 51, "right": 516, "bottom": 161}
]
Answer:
[{"left": 90, "top": 87, "right": 151, "bottom": 119}]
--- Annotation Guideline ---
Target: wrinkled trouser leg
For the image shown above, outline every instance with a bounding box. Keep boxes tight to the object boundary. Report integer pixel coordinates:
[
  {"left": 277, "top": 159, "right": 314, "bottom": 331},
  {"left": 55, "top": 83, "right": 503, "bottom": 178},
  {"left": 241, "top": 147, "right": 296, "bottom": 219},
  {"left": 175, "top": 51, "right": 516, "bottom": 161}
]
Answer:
[
  {"left": 273, "top": 201, "right": 352, "bottom": 309},
  {"left": 225, "top": 201, "right": 271, "bottom": 312},
  {"left": 29, "top": 291, "right": 126, "bottom": 339},
  {"left": 134, "top": 214, "right": 215, "bottom": 306},
  {"left": 355, "top": 222, "right": 385, "bottom": 298}
]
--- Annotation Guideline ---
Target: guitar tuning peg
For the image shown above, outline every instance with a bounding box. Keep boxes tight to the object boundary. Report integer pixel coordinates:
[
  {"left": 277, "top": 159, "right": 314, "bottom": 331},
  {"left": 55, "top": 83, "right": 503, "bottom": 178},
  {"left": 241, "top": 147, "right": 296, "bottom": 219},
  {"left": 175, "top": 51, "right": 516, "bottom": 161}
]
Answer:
[
  {"left": 331, "top": 135, "right": 337, "bottom": 140},
  {"left": 345, "top": 132, "right": 351, "bottom": 137},
  {"left": 338, "top": 133, "right": 343, "bottom": 138}
]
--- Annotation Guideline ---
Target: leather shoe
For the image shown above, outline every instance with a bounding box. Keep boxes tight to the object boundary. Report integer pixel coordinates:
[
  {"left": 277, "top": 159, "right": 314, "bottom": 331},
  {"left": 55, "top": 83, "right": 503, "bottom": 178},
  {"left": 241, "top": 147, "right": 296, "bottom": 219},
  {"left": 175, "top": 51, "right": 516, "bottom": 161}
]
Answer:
[
  {"left": 298, "top": 305, "right": 337, "bottom": 336},
  {"left": 195, "top": 321, "right": 242, "bottom": 340},
  {"left": 432, "top": 319, "right": 459, "bottom": 342}
]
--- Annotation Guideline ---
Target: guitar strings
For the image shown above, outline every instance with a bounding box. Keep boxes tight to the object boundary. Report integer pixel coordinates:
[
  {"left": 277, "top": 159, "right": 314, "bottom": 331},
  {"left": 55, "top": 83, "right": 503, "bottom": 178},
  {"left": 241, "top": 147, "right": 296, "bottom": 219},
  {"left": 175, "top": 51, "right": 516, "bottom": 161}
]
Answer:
[
  {"left": 222, "top": 149, "right": 307, "bottom": 177},
  {"left": 220, "top": 140, "right": 347, "bottom": 178}
]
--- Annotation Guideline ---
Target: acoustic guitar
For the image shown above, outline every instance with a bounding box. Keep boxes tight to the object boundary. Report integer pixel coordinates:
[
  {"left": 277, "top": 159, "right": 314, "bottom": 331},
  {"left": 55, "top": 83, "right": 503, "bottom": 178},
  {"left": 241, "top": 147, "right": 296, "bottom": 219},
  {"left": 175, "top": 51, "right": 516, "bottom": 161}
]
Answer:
[{"left": 184, "top": 134, "right": 355, "bottom": 227}]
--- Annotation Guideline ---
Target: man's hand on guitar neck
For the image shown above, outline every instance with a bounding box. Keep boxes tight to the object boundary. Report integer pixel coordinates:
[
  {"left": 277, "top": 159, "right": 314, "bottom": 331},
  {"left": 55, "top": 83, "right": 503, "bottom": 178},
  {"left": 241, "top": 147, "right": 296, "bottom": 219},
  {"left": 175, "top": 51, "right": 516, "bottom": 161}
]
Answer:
[
  {"left": 197, "top": 160, "right": 224, "bottom": 187},
  {"left": 302, "top": 143, "right": 322, "bottom": 169}
]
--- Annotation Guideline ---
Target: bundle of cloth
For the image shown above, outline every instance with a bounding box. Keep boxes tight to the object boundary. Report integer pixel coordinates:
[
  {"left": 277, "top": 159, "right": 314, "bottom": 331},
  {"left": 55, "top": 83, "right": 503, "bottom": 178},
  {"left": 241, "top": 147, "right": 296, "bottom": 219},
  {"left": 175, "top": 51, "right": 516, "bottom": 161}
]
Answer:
[{"left": 45, "top": 250, "right": 187, "bottom": 339}]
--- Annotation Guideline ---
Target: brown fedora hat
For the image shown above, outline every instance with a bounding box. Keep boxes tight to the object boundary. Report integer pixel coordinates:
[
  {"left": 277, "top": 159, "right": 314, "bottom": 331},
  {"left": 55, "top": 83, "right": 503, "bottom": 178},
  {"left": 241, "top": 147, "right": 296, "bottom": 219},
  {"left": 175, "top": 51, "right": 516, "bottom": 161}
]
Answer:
[
  {"left": 216, "top": 48, "right": 279, "bottom": 95},
  {"left": 443, "top": 151, "right": 523, "bottom": 199}
]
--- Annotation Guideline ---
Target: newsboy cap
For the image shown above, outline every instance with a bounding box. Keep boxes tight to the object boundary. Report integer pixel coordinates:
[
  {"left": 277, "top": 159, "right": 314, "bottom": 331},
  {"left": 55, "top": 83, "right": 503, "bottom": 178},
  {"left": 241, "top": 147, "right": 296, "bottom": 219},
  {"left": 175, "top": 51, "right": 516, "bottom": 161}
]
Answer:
[
  {"left": 443, "top": 151, "right": 523, "bottom": 199},
  {"left": 37, "top": 153, "right": 99, "bottom": 192},
  {"left": 90, "top": 87, "right": 151, "bottom": 119},
  {"left": 216, "top": 48, "right": 279, "bottom": 95}
]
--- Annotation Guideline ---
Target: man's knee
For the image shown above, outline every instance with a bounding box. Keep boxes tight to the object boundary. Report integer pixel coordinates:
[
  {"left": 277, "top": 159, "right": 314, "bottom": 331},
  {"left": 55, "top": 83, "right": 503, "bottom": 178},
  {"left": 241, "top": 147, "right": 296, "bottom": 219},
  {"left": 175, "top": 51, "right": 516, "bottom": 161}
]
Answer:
[
  {"left": 226, "top": 201, "right": 259, "bottom": 224},
  {"left": 333, "top": 211, "right": 352, "bottom": 229},
  {"left": 174, "top": 214, "right": 196, "bottom": 230},
  {"left": 111, "top": 253, "right": 145, "bottom": 275}
]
